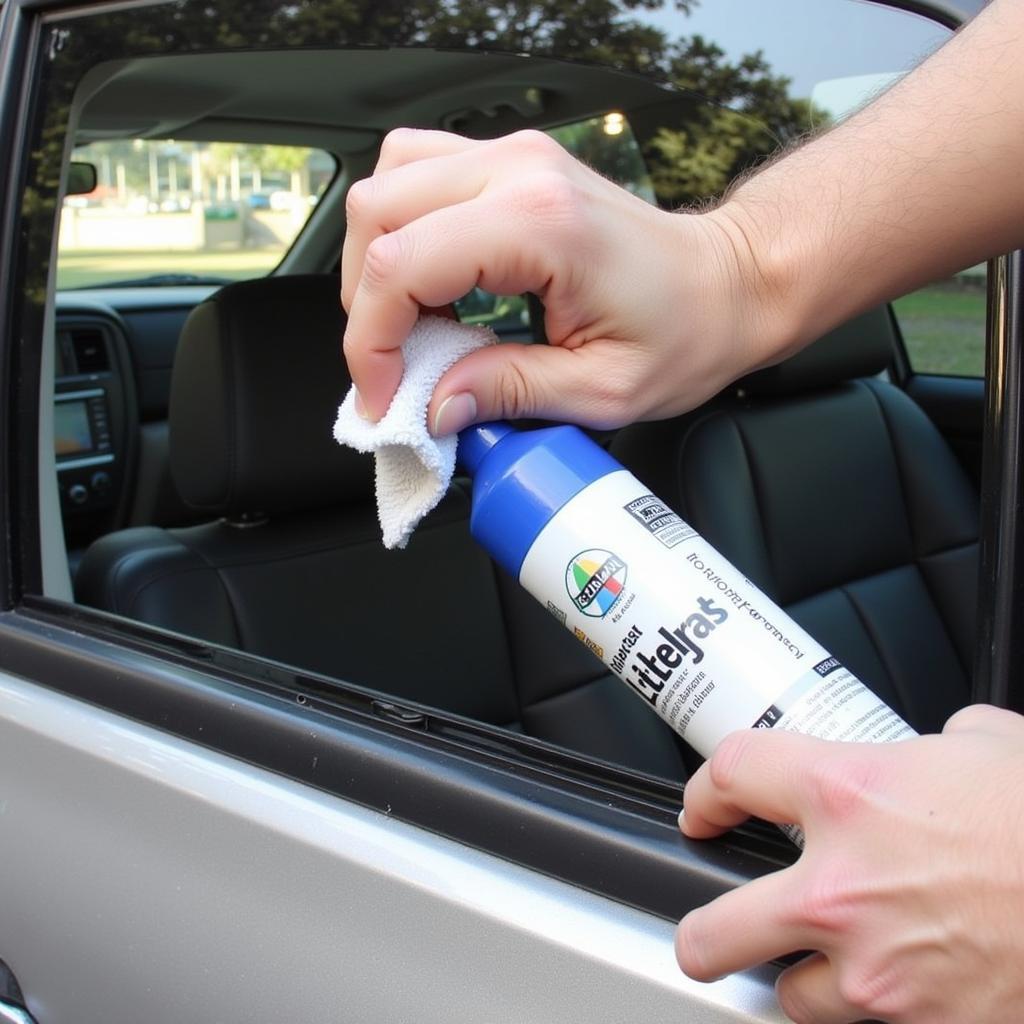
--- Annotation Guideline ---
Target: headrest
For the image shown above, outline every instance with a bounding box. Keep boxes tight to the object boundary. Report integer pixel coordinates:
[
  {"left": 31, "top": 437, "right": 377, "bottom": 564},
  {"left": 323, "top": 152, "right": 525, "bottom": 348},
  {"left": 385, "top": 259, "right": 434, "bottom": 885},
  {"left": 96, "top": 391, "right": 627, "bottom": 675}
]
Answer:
[
  {"left": 738, "top": 306, "right": 896, "bottom": 397},
  {"left": 169, "top": 275, "right": 373, "bottom": 519}
]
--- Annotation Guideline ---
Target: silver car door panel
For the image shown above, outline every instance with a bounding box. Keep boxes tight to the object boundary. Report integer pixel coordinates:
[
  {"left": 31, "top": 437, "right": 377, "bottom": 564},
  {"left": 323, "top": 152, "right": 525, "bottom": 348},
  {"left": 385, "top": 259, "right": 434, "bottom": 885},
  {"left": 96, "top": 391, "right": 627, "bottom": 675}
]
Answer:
[
  {"left": 0, "top": 669, "right": 786, "bottom": 1024},
  {"left": 0, "top": 609, "right": 787, "bottom": 921}
]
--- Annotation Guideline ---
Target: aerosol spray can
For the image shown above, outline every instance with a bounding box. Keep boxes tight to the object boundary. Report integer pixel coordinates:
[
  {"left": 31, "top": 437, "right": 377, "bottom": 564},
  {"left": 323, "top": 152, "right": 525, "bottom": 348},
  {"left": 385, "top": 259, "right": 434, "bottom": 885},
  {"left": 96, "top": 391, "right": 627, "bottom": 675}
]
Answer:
[{"left": 459, "top": 422, "right": 916, "bottom": 845}]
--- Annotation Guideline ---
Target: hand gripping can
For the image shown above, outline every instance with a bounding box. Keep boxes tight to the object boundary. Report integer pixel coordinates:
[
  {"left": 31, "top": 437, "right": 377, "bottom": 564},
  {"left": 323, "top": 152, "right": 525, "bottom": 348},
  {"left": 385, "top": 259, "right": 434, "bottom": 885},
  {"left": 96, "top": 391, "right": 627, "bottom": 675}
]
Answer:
[{"left": 458, "top": 422, "right": 917, "bottom": 844}]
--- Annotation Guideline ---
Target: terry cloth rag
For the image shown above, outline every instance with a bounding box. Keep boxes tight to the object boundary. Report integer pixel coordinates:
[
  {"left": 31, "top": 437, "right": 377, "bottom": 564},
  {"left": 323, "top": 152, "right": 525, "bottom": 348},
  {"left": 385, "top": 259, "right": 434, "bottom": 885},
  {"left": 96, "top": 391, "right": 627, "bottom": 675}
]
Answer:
[{"left": 333, "top": 315, "right": 497, "bottom": 549}]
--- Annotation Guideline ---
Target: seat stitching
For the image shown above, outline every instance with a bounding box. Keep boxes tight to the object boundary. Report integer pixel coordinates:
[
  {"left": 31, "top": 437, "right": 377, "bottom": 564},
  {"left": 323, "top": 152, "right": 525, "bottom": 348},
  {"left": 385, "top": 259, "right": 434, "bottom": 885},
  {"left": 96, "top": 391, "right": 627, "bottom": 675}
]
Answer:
[
  {"left": 859, "top": 379, "right": 926, "bottom": 558},
  {"left": 168, "top": 530, "right": 244, "bottom": 646},
  {"left": 519, "top": 666, "right": 613, "bottom": 712},
  {"left": 100, "top": 537, "right": 187, "bottom": 612},
  {"left": 127, "top": 563, "right": 220, "bottom": 609},
  {"left": 787, "top": 558, "right": 974, "bottom": 728},
  {"left": 913, "top": 559, "right": 974, "bottom": 680},
  {"left": 117, "top": 558, "right": 219, "bottom": 622},
  {"left": 725, "top": 413, "right": 781, "bottom": 596},
  {"left": 840, "top": 573, "right": 970, "bottom": 717},
  {"left": 489, "top": 569, "right": 527, "bottom": 725},
  {"left": 673, "top": 408, "right": 724, "bottom": 521},
  {"left": 916, "top": 538, "right": 978, "bottom": 562},
  {"left": 863, "top": 379, "right": 976, "bottom": 677},
  {"left": 835, "top": 582, "right": 900, "bottom": 705},
  {"left": 787, "top": 543, "right": 975, "bottom": 613},
  {"left": 107, "top": 550, "right": 138, "bottom": 615}
]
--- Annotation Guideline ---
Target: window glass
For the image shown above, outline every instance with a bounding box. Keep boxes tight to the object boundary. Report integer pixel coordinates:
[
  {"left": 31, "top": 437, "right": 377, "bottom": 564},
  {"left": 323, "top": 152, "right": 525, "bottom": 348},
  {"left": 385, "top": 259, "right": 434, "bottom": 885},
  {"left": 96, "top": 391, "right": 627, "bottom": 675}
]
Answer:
[
  {"left": 892, "top": 269, "right": 986, "bottom": 377},
  {"left": 57, "top": 141, "right": 335, "bottom": 289},
  {"left": 455, "top": 288, "right": 530, "bottom": 335},
  {"left": 16, "top": 0, "right": 955, "bottom": 778},
  {"left": 548, "top": 113, "right": 655, "bottom": 203}
]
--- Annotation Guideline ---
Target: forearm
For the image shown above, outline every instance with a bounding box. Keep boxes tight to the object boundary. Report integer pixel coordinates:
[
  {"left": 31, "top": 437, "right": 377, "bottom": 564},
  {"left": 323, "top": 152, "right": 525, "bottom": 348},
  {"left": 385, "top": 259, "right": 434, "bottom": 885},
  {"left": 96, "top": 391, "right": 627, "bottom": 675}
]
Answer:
[{"left": 712, "top": 0, "right": 1024, "bottom": 363}]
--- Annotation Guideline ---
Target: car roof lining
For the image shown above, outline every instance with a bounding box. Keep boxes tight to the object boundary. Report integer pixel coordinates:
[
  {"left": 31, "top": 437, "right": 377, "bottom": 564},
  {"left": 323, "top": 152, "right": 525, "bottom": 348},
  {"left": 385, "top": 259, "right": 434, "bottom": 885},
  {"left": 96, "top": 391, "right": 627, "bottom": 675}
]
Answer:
[{"left": 74, "top": 47, "right": 678, "bottom": 151}]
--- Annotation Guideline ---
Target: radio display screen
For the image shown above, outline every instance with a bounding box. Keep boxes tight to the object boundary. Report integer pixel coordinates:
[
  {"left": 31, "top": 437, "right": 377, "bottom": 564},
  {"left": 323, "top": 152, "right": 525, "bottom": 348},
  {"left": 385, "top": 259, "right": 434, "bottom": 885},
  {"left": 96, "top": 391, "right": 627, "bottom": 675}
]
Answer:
[{"left": 54, "top": 400, "right": 94, "bottom": 456}]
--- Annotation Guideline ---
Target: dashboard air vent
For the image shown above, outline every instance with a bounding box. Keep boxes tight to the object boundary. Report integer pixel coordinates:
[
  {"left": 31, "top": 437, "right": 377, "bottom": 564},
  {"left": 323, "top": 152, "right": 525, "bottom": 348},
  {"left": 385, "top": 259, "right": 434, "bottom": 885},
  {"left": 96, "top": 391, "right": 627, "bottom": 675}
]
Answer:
[{"left": 70, "top": 328, "right": 108, "bottom": 373}]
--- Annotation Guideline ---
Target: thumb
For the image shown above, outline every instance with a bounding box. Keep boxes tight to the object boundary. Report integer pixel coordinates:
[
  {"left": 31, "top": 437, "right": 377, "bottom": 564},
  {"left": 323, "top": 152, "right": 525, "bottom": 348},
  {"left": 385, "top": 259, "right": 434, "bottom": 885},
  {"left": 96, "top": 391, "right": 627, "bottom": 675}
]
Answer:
[
  {"left": 943, "top": 703, "right": 1024, "bottom": 738},
  {"left": 428, "top": 341, "right": 634, "bottom": 436}
]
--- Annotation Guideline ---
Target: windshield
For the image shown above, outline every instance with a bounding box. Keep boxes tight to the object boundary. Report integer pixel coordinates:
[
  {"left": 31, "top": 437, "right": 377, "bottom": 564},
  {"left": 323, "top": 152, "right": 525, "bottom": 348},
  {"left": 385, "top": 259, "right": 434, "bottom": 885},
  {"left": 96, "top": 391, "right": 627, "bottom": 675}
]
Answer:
[{"left": 56, "top": 140, "right": 335, "bottom": 289}]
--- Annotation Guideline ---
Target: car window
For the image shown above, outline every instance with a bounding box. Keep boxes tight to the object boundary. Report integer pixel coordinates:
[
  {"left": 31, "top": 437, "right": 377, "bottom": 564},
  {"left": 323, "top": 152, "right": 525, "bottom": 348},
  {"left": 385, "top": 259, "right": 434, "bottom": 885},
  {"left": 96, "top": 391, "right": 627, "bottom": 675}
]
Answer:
[
  {"left": 892, "top": 269, "right": 986, "bottom": 377},
  {"left": 57, "top": 140, "right": 336, "bottom": 289},
  {"left": 547, "top": 113, "right": 655, "bottom": 203},
  {"left": 14, "top": 0, "right": 956, "bottom": 796},
  {"left": 455, "top": 287, "right": 530, "bottom": 336}
]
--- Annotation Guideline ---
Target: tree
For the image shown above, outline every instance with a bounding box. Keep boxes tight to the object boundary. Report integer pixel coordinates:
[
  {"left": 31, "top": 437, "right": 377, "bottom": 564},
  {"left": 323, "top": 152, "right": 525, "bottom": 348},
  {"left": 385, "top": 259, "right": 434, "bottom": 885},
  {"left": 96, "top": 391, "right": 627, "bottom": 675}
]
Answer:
[
  {"left": 642, "top": 36, "right": 827, "bottom": 205},
  {"left": 21, "top": 0, "right": 822, "bottom": 304},
  {"left": 260, "top": 146, "right": 312, "bottom": 196}
]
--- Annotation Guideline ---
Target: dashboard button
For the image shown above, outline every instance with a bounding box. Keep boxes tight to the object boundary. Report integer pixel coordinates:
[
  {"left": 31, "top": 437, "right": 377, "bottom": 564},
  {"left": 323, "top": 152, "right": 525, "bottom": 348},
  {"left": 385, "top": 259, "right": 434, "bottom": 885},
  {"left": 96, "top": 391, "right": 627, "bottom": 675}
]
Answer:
[{"left": 68, "top": 484, "right": 89, "bottom": 505}]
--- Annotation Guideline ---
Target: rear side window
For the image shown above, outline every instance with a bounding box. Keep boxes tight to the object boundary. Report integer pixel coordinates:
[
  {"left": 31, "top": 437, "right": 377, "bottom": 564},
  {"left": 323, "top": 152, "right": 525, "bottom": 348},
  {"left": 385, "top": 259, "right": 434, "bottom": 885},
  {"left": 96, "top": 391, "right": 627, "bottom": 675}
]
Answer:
[
  {"left": 892, "top": 269, "right": 986, "bottom": 377},
  {"left": 547, "top": 113, "right": 655, "bottom": 202},
  {"left": 16, "top": 0, "right": 957, "bottom": 782},
  {"left": 57, "top": 140, "right": 335, "bottom": 290}
]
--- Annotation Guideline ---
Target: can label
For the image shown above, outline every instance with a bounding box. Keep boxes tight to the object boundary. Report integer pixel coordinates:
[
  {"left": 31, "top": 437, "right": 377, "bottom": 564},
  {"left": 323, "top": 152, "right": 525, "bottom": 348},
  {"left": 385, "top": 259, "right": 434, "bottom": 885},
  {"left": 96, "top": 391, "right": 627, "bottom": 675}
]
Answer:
[{"left": 520, "top": 470, "right": 916, "bottom": 760}]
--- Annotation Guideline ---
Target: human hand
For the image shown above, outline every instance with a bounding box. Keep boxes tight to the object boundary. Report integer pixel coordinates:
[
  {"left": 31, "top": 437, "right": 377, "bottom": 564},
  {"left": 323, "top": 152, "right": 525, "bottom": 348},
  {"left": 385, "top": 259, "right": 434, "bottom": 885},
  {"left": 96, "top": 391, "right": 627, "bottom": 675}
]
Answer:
[
  {"left": 675, "top": 705, "right": 1024, "bottom": 1024},
  {"left": 341, "top": 128, "right": 784, "bottom": 433}
]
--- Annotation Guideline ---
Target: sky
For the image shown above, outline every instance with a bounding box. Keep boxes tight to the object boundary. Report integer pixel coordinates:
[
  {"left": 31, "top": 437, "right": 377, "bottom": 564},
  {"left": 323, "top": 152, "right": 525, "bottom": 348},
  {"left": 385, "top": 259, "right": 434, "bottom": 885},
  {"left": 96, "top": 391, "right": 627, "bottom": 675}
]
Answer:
[{"left": 646, "top": 0, "right": 950, "bottom": 108}]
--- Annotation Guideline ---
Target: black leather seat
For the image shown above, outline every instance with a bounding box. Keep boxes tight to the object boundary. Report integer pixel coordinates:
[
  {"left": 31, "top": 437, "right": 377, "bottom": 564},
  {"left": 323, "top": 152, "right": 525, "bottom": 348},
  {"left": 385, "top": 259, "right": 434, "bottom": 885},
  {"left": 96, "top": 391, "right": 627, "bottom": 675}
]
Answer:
[
  {"left": 76, "top": 275, "right": 686, "bottom": 781},
  {"left": 612, "top": 308, "right": 978, "bottom": 735}
]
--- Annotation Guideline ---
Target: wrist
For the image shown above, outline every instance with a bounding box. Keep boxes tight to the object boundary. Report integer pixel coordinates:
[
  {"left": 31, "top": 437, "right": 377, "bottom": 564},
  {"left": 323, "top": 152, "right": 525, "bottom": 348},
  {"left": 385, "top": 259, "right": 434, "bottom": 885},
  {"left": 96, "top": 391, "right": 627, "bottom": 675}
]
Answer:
[{"left": 700, "top": 198, "right": 810, "bottom": 374}]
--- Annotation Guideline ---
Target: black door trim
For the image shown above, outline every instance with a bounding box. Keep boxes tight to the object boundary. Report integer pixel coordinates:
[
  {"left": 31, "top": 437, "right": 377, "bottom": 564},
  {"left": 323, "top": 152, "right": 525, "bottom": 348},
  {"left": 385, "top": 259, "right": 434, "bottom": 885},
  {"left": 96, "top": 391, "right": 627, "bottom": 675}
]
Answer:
[
  {"left": 0, "top": 602, "right": 792, "bottom": 923},
  {"left": 975, "top": 252, "right": 1024, "bottom": 712}
]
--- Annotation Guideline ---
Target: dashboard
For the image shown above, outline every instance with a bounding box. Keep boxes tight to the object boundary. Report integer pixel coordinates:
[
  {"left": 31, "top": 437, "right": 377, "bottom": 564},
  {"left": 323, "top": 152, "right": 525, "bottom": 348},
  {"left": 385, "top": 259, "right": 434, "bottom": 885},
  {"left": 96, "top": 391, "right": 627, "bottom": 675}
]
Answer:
[{"left": 54, "top": 286, "right": 217, "bottom": 555}]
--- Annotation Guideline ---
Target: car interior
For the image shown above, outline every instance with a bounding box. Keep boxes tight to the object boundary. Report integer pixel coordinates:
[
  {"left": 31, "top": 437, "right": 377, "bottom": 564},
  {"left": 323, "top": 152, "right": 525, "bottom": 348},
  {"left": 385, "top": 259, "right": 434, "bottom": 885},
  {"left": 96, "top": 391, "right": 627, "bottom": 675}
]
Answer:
[{"left": 44, "top": 16, "right": 981, "bottom": 792}]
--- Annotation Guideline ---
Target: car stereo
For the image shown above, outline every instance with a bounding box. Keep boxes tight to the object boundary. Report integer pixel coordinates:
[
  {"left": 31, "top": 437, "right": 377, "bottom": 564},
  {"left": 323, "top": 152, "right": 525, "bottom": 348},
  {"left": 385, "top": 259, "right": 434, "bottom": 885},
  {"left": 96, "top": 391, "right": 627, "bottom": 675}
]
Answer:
[
  {"left": 55, "top": 387, "right": 115, "bottom": 511},
  {"left": 55, "top": 388, "right": 112, "bottom": 460}
]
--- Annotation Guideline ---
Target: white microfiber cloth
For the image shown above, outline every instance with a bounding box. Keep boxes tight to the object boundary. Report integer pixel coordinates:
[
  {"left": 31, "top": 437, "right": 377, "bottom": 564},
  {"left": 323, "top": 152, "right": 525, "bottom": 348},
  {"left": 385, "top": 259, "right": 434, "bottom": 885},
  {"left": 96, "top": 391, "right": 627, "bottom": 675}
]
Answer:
[{"left": 333, "top": 315, "right": 497, "bottom": 549}]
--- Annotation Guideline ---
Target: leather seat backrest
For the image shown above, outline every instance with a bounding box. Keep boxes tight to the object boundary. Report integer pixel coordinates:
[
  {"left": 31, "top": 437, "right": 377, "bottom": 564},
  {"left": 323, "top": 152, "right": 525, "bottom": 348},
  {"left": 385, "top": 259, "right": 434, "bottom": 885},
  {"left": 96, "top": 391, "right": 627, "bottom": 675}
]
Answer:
[{"left": 612, "top": 307, "right": 978, "bottom": 734}]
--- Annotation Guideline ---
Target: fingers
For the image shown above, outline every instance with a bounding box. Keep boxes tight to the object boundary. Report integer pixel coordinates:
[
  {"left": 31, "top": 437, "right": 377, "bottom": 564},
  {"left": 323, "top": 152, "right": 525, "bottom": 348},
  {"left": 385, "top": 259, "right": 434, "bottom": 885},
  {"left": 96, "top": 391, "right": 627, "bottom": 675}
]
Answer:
[
  {"left": 944, "top": 703, "right": 1024, "bottom": 737},
  {"left": 343, "top": 195, "right": 570, "bottom": 420},
  {"left": 680, "top": 729, "right": 831, "bottom": 839},
  {"left": 342, "top": 148, "right": 492, "bottom": 311},
  {"left": 675, "top": 868, "right": 806, "bottom": 982},
  {"left": 776, "top": 954, "right": 863, "bottom": 1024},
  {"left": 373, "top": 127, "right": 479, "bottom": 173},
  {"left": 342, "top": 128, "right": 590, "bottom": 421},
  {"left": 342, "top": 200, "right": 485, "bottom": 419},
  {"left": 339, "top": 130, "right": 482, "bottom": 419}
]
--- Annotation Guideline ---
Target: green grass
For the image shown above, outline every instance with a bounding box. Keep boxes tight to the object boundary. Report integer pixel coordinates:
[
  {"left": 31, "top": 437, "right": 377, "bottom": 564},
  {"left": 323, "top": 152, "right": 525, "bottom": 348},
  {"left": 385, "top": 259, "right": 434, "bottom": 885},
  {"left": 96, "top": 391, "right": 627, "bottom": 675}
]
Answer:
[
  {"left": 892, "top": 282, "right": 986, "bottom": 377},
  {"left": 56, "top": 249, "right": 281, "bottom": 290}
]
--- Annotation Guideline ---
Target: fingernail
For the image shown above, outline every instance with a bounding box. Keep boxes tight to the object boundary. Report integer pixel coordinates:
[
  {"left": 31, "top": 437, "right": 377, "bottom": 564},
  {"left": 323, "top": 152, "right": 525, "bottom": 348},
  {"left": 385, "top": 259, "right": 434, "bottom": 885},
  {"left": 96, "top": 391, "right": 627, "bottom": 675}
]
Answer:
[
  {"left": 678, "top": 808, "right": 686, "bottom": 831},
  {"left": 432, "top": 392, "right": 477, "bottom": 437},
  {"left": 353, "top": 389, "right": 370, "bottom": 421}
]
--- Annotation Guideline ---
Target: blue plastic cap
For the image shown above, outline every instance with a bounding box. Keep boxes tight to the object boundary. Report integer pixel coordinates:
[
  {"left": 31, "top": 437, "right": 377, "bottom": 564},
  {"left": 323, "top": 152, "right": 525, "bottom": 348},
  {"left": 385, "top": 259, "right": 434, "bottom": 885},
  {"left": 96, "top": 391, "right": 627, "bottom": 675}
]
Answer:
[
  {"left": 457, "top": 421, "right": 513, "bottom": 475},
  {"left": 456, "top": 421, "right": 621, "bottom": 577}
]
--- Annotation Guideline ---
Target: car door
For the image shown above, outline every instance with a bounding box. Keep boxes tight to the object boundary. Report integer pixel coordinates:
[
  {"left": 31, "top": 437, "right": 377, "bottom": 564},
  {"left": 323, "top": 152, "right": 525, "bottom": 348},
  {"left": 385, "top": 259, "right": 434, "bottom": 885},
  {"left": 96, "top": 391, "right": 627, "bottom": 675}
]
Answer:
[{"left": 0, "top": 0, "right": 1010, "bottom": 1022}]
